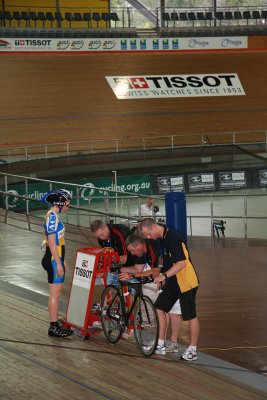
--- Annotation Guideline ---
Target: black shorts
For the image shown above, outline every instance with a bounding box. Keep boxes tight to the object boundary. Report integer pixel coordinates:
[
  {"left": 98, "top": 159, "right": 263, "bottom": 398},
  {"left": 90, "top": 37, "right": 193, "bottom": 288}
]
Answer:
[
  {"left": 154, "top": 282, "right": 198, "bottom": 321},
  {"left": 179, "top": 287, "right": 198, "bottom": 321},
  {"left": 42, "top": 245, "right": 65, "bottom": 284},
  {"left": 154, "top": 281, "right": 179, "bottom": 313}
]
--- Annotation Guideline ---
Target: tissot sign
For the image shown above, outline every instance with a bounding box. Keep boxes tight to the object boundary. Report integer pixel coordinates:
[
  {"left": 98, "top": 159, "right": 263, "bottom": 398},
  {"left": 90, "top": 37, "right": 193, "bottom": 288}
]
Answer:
[{"left": 106, "top": 73, "right": 245, "bottom": 99}]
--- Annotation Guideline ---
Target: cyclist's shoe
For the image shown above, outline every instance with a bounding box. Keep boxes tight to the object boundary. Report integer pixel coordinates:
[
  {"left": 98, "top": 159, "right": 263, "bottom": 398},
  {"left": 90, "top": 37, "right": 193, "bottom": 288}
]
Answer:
[
  {"left": 48, "top": 325, "right": 73, "bottom": 338},
  {"left": 180, "top": 346, "right": 197, "bottom": 361},
  {"left": 92, "top": 321, "right": 102, "bottom": 329},
  {"left": 165, "top": 340, "right": 179, "bottom": 353},
  {"left": 90, "top": 303, "right": 101, "bottom": 314},
  {"left": 155, "top": 344, "right": 166, "bottom": 355}
]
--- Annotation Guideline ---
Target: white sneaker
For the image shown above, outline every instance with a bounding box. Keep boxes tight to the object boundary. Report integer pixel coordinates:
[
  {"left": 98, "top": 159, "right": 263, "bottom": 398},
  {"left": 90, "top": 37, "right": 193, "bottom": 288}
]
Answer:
[
  {"left": 165, "top": 340, "right": 179, "bottom": 353},
  {"left": 180, "top": 346, "right": 197, "bottom": 361},
  {"left": 92, "top": 321, "right": 102, "bottom": 329},
  {"left": 155, "top": 344, "right": 166, "bottom": 355}
]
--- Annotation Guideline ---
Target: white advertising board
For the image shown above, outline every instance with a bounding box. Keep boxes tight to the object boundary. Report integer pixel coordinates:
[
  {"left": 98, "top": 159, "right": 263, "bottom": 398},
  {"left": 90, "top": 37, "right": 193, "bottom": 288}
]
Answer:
[
  {"left": 106, "top": 73, "right": 245, "bottom": 99},
  {"left": 0, "top": 36, "right": 248, "bottom": 52}
]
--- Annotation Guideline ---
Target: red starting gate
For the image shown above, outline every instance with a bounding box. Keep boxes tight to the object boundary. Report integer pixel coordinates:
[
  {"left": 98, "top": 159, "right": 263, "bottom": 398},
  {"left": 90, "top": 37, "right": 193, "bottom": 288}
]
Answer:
[{"left": 62, "top": 247, "right": 120, "bottom": 338}]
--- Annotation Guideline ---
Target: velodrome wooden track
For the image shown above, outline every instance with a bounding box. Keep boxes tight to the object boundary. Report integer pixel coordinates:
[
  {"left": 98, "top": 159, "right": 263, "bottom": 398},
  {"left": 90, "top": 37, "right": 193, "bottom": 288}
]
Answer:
[
  {"left": 0, "top": 212, "right": 267, "bottom": 399},
  {"left": 1, "top": 40, "right": 267, "bottom": 398},
  {"left": 1, "top": 46, "right": 267, "bottom": 148}
]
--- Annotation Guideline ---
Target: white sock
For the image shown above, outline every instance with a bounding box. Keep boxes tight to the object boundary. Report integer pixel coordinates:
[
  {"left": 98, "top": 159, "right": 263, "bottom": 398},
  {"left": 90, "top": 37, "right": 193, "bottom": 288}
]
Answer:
[
  {"left": 189, "top": 345, "right": 197, "bottom": 351},
  {"left": 158, "top": 339, "right": 165, "bottom": 346}
]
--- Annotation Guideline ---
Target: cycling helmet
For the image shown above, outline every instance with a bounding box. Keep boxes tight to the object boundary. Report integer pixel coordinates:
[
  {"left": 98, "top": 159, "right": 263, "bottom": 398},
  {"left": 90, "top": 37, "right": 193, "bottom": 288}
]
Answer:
[
  {"left": 41, "top": 189, "right": 72, "bottom": 207},
  {"left": 58, "top": 188, "right": 72, "bottom": 201}
]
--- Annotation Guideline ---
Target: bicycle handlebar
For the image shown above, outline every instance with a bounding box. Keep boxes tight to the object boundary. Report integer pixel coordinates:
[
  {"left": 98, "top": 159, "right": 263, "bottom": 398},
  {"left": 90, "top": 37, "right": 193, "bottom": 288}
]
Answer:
[
  {"left": 137, "top": 275, "right": 154, "bottom": 284},
  {"left": 120, "top": 274, "right": 154, "bottom": 285},
  {"left": 110, "top": 263, "right": 155, "bottom": 285}
]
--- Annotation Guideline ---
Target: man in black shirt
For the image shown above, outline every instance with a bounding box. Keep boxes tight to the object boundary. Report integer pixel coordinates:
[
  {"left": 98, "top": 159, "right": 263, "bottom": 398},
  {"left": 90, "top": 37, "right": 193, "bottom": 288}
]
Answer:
[
  {"left": 120, "top": 233, "right": 182, "bottom": 355},
  {"left": 90, "top": 220, "right": 136, "bottom": 285},
  {"left": 119, "top": 233, "right": 161, "bottom": 280},
  {"left": 139, "top": 218, "right": 200, "bottom": 362}
]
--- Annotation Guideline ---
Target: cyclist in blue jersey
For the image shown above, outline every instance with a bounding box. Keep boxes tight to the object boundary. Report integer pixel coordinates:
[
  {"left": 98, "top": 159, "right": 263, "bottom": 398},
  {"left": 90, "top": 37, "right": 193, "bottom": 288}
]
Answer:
[{"left": 41, "top": 189, "right": 73, "bottom": 338}]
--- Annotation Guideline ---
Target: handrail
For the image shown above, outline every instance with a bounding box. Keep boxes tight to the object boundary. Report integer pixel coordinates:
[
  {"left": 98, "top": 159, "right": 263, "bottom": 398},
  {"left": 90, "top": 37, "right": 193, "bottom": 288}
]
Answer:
[
  {"left": 0, "top": 130, "right": 266, "bottom": 163},
  {"left": 1, "top": 172, "right": 267, "bottom": 239}
]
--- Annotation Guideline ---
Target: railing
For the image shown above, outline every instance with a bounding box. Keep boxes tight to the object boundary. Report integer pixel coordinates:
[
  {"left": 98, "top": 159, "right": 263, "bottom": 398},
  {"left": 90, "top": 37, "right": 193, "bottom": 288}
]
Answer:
[
  {"left": 0, "top": 172, "right": 165, "bottom": 227},
  {"left": 0, "top": 130, "right": 267, "bottom": 164},
  {"left": 1, "top": 172, "right": 267, "bottom": 240}
]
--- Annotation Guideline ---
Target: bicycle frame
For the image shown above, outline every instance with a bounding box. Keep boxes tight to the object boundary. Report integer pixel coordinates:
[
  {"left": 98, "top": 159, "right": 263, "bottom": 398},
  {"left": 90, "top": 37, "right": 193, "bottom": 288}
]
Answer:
[
  {"left": 117, "top": 281, "right": 144, "bottom": 328},
  {"left": 101, "top": 272, "right": 159, "bottom": 356}
]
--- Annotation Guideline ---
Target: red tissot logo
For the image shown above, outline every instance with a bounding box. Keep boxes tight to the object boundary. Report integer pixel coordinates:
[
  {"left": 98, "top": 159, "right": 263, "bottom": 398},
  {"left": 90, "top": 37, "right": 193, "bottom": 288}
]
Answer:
[{"left": 130, "top": 78, "right": 149, "bottom": 89}]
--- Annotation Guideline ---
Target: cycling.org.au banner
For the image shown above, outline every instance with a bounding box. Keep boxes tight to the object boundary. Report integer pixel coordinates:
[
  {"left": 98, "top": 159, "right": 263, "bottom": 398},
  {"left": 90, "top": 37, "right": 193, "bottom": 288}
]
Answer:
[
  {"left": 0, "top": 36, "right": 247, "bottom": 52},
  {"left": 106, "top": 73, "right": 245, "bottom": 99},
  {"left": 0, "top": 175, "right": 151, "bottom": 212}
]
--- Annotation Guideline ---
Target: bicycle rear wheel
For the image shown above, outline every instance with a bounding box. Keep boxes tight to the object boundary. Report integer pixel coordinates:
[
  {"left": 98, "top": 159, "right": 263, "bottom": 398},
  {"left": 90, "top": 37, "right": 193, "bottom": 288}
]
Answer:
[
  {"left": 133, "top": 295, "right": 158, "bottom": 356},
  {"left": 100, "top": 285, "right": 124, "bottom": 343}
]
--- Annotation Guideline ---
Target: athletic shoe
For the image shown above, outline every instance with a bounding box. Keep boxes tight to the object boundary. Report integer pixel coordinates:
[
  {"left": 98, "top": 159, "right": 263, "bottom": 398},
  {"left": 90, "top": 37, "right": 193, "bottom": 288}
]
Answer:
[
  {"left": 90, "top": 303, "right": 101, "bottom": 314},
  {"left": 92, "top": 321, "right": 102, "bottom": 329},
  {"left": 165, "top": 340, "right": 179, "bottom": 353},
  {"left": 48, "top": 325, "right": 73, "bottom": 338},
  {"left": 180, "top": 346, "right": 197, "bottom": 361},
  {"left": 155, "top": 344, "right": 166, "bottom": 355}
]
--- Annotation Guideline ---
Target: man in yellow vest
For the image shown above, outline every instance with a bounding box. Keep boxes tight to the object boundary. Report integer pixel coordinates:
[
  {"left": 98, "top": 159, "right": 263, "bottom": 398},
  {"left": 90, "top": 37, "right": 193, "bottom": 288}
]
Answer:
[{"left": 139, "top": 218, "right": 200, "bottom": 361}]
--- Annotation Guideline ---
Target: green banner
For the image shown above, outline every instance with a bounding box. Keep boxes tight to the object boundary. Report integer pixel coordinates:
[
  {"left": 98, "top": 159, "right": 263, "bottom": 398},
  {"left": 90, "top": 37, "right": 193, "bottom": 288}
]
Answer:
[{"left": 0, "top": 175, "right": 152, "bottom": 211}]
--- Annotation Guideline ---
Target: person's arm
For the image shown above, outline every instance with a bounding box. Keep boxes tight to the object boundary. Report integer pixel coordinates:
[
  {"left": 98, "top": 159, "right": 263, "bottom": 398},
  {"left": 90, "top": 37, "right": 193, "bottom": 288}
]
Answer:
[
  {"left": 120, "top": 265, "right": 160, "bottom": 281},
  {"left": 48, "top": 234, "right": 64, "bottom": 276},
  {"left": 119, "top": 255, "right": 127, "bottom": 265},
  {"left": 154, "top": 232, "right": 186, "bottom": 284},
  {"left": 111, "top": 227, "right": 128, "bottom": 264},
  {"left": 154, "top": 261, "right": 185, "bottom": 284},
  {"left": 120, "top": 263, "right": 145, "bottom": 279}
]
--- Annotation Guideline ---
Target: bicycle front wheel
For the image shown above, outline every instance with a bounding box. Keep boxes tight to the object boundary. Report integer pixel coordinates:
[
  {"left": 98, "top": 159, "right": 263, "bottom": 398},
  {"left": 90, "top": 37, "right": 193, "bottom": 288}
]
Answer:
[
  {"left": 100, "top": 285, "right": 124, "bottom": 344},
  {"left": 133, "top": 295, "right": 159, "bottom": 356}
]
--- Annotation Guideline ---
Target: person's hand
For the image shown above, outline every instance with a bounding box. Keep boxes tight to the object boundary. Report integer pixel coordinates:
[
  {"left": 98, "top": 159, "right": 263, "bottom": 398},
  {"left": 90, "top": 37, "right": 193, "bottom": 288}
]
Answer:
[
  {"left": 64, "top": 260, "right": 69, "bottom": 272},
  {"left": 119, "top": 272, "right": 133, "bottom": 281},
  {"left": 154, "top": 274, "right": 166, "bottom": 285},
  {"left": 57, "top": 263, "right": 64, "bottom": 277}
]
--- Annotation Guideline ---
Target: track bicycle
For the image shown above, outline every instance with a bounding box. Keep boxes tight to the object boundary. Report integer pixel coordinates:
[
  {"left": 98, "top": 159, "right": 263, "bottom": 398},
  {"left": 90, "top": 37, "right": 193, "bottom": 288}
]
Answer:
[{"left": 100, "top": 265, "right": 159, "bottom": 357}]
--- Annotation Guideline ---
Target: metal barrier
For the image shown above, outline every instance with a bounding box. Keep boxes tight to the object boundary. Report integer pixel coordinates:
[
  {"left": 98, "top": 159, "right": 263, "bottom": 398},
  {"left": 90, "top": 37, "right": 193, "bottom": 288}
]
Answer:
[
  {"left": 0, "top": 130, "right": 266, "bottom": 164},
  {"left": 0, "top": 172, "right": 164, "bottom": 228},
  {"left": 1, "top": 172, "right": 267, "bottom": 239}
]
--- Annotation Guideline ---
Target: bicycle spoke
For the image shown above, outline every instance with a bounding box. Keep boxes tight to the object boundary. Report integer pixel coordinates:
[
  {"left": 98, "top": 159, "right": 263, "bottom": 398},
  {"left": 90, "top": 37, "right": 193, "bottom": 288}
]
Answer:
[
  {"left": 100, "top": 285, "right": 124, "bottom": 343},
  {"left": 133, "top": 295, "right": 158, "bottom": 356}
]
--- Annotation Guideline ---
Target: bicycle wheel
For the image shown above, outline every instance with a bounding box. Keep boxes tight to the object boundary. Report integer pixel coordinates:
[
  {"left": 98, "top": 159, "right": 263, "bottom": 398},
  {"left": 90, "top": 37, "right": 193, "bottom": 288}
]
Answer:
[
  {"left": 100, "top": 285, "right": 124, "bottom": 343},
  {"left": 133, "top": 295, "right": 158, "bottom": 356}
]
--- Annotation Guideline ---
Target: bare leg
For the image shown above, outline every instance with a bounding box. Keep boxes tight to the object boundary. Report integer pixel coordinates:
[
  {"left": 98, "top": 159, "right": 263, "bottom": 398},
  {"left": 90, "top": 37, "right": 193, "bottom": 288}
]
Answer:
[
  {"left": 169, "top": 313, "right": 182, "bottom": 342},
  {"left": 156, "top": 309, "right": 167, "bottom": 340},
  {"left": 188, "top": 317, "right": 200, "bottom": 347},
  {"left": 48, "top": 283, "right": 63, "bottom": 322}
]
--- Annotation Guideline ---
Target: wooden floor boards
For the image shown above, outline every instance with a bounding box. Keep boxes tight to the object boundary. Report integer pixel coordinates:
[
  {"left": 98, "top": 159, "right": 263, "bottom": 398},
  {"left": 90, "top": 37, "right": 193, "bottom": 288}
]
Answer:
[
  {"left": 0, "top": 217, "right": 267, "bottom": 399},
  {"left": 1, "top": 290, "right": 266, "bottom": 400}
]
